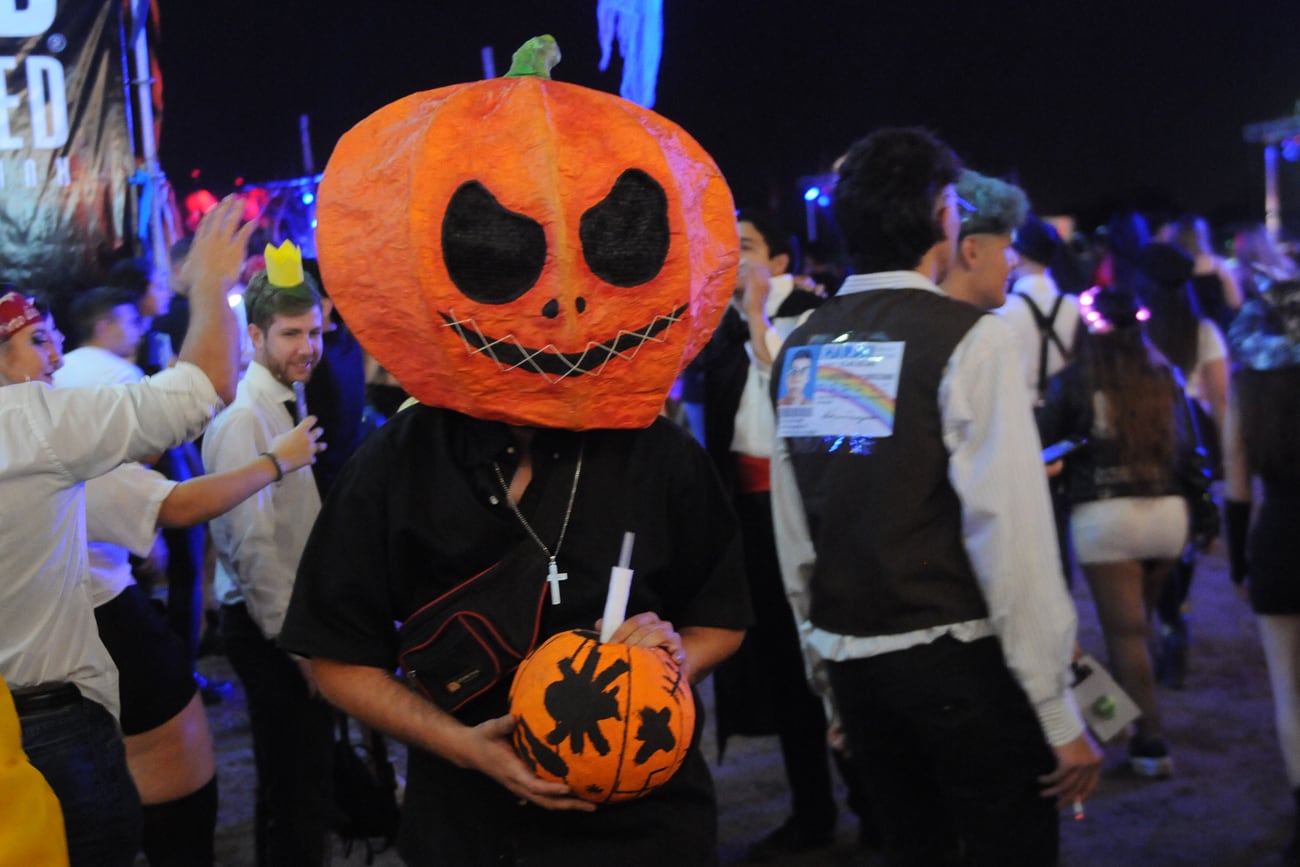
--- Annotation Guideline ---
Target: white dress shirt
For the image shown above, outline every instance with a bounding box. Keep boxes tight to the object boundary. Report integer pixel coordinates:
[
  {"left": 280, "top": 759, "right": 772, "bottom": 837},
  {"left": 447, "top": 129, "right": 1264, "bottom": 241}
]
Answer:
[
  {"left": 54, "top": 345, "right": 144, "bottom": 388},
  {"left": 204, "top": 361, "right": 320, "bottom": 640},
  {"left": 56, "top": 345, "right": 167, "bottom": 608},
  {"left": 771, "top": 271, "right": 1085, "bottom": 747},
  {"left": 84, "top": 464, "right": 178, "bottom": 606},
  {"left": 0, "top": 363, "right": 222, "bottom": 718}
]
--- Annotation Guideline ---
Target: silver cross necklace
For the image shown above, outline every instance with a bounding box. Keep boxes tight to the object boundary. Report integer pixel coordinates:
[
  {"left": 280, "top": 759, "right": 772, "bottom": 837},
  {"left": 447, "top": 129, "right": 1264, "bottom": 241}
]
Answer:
[{"left": 491, "top": 440, "right": 584, "bottom": 605}]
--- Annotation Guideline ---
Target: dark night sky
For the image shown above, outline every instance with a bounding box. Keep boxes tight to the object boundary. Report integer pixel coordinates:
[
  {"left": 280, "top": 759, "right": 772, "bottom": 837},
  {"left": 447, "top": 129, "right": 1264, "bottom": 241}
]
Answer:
[{"left": 156, "top": 0, "right": 1300, "bottom": 235}]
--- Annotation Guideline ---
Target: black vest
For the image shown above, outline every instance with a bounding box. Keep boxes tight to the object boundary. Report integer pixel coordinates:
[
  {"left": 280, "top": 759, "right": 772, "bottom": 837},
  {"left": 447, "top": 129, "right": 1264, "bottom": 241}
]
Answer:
[{"left": 776, "top": 287, "right": 990, "bottom": 637}]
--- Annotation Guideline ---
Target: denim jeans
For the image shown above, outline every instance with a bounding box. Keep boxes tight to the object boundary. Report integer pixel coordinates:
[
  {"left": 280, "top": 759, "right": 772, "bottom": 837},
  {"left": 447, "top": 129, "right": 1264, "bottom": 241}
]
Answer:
[{"left": 21, "top": 694, "right": 142, "bottom": 867}]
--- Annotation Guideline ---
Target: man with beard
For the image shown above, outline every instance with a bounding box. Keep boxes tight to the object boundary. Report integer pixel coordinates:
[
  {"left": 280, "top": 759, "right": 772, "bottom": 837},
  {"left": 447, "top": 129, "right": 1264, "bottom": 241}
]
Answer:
[{"left": 202, "top": 242, "right": 332, "bottom": 867}]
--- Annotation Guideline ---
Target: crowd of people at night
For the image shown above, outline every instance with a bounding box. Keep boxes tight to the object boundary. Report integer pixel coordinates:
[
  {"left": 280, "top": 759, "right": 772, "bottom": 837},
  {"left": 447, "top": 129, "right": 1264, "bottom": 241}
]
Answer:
[{"left": 3, "top": 60, "right": 1300, "bottom": 867}]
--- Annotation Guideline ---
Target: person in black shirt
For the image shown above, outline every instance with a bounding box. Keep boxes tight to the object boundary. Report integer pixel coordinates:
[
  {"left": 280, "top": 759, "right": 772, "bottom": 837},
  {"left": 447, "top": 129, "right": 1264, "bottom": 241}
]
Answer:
[
  {"left": 281, "top": 409, "right": 747, "bottom": 866},
  {"left": 278, "top": 36, "right": 749, "bottom": 867}
]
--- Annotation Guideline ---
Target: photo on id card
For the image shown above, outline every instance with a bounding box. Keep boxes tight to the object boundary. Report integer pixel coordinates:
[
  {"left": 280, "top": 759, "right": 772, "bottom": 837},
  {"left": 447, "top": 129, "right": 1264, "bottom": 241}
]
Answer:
[{"left": 776, "top": 341, "right": 905, "bottom": 439}]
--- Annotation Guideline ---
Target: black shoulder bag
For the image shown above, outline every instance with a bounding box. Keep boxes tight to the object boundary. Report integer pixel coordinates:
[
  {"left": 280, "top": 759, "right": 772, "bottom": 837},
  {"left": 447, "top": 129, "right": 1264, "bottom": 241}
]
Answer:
[
  {"left": 395, "top": 450, "right": 586, "bottom": 720},
  {"left": 396, "top": 540, "right": 550, "bottom": 719}
]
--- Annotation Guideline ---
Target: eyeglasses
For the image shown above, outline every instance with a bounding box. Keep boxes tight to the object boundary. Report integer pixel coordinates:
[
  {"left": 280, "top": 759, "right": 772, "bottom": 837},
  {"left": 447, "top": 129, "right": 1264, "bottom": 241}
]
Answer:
[
  {"left": 955, "top": 195, "right": 978, "bottom": 223},
  {"left": 936, "top": 192, "right": 978, "bottom": 224}
]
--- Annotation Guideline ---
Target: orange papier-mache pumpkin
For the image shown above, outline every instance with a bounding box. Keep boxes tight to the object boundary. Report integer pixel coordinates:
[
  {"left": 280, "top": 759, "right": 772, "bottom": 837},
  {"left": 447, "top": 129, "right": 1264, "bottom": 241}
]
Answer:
[
  {"left": 508, "top": 629, "right": 696, "bottom": 803},
  {"left": 315, "top": 35, "right": 737, "bottom": 429}
]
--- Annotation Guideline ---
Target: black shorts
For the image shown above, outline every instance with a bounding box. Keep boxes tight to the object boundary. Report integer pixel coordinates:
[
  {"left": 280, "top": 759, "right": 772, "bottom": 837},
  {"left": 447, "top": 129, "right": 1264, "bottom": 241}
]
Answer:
[{"left": 94, "top": 583, "right": 196, "bottom": 736}]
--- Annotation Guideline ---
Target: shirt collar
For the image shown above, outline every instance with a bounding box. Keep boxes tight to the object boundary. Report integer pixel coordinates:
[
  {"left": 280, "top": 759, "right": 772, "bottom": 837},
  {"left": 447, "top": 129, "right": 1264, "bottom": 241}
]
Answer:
[
  {"left": 1011, "top": 272, "right": 1057, "bottom": 299},
  {"left": 244, "top": 360, "right": 295, "bottom": 402},
  {"left": 837, "top": 271, "right": 946, "bottom": 298}
]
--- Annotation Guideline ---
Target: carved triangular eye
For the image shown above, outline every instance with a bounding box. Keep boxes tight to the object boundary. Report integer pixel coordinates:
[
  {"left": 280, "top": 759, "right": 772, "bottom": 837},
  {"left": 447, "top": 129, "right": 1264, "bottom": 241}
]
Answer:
[
  {"left": 580, "top": 169, "right": 669, "bottom": 288},
  {"left": 442, "top": 181, "right": 547, "bottom": 304}
]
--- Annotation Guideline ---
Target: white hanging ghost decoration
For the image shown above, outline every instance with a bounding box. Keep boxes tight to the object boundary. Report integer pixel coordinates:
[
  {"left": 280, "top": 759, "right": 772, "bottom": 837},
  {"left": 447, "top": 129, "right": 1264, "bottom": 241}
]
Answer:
[{"left": 597, "top": 0, "right": 663, "bottom": 108}]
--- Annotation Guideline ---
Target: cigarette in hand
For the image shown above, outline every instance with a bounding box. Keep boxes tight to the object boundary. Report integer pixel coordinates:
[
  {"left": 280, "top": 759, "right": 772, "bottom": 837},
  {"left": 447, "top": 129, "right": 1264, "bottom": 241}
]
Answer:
[{"left": 1072, "top": 799, "right": 1085, "bottom": 821}]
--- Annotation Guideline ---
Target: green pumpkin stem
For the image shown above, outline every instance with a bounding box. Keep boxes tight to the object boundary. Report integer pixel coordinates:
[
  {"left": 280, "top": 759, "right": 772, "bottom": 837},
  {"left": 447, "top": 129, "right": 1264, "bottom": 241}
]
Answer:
[{"left": 504, "top": 35, "right": 561, "bottom": 79}]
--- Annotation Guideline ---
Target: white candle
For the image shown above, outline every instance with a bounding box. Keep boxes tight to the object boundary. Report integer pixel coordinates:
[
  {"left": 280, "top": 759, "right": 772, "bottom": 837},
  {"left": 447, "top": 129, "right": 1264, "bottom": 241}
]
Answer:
[{"left": 599, "top": 532, "right": 636, "bottom": 643}]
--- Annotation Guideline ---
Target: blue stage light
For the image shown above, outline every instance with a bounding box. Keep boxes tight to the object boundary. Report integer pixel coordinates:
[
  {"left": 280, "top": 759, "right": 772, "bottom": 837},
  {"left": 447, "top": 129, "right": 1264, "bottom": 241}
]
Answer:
[
  {"left": 302, "top": 192, "right": 315, "bottom": 205},
  {"left": 804, "top": 186, "right": 820, "bottom": 202}
]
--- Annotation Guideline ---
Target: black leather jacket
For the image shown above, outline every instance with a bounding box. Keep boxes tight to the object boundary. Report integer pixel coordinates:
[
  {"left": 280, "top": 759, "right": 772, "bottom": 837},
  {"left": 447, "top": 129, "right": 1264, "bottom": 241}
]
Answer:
[{"left": 1036, "top": 363, "right": 1194, "bottom": 505}]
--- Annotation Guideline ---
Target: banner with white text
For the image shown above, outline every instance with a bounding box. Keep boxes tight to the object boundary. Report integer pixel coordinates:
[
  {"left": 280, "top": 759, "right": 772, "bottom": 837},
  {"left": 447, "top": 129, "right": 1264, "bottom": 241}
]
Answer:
[{"left": 0, "top": 0, "right": 132, "bottom": 293}]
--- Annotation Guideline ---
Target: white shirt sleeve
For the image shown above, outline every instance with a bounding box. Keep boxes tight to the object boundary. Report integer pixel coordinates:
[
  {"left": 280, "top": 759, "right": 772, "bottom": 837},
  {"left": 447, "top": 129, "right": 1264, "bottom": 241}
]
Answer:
[
  {"left": 29, "top": 362, "right": 221, "bottom": 483},
  {"left": 770, "top": 426, "right": 836, "bottom": 718},
  {"left": 940, "top": 315, "right": 1085, "bottom": 747},
  {"left": 84, "top": 463, "right": 178, "bottom": 556}
]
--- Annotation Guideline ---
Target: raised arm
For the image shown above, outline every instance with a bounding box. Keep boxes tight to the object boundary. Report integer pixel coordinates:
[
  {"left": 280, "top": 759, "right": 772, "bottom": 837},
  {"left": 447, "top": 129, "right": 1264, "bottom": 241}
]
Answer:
[
  {"left": 740, "top": 262, "right": 777, "bottom": 367},
  {"left": 177, "top": 197, "right": 255, "bottom": 404}
]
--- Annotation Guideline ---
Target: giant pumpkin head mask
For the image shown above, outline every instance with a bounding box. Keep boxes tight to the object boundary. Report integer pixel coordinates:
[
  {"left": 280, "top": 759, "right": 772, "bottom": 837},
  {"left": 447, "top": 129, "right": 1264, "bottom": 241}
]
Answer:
[{"left": 316, "top": 36, "right": 737, "bottom": 429}]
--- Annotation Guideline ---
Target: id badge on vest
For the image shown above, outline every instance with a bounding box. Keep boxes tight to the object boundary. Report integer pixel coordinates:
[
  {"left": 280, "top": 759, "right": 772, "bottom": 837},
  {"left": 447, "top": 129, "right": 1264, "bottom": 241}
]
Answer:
[{"left": 775, "top": 340, "right": 904, "bottom": 438}]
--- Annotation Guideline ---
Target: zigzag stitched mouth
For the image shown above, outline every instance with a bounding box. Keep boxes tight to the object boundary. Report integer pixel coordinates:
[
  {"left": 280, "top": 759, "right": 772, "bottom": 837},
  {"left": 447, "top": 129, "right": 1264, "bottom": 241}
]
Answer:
[{"left": 439, "top": 304, "right": 688, "bottom": 380}]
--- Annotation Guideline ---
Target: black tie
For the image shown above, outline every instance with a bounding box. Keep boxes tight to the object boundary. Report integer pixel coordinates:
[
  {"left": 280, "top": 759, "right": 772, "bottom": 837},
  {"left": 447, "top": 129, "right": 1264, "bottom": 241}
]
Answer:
[{"left": 283, "top": 399, "right": 299, "bottom": 424}]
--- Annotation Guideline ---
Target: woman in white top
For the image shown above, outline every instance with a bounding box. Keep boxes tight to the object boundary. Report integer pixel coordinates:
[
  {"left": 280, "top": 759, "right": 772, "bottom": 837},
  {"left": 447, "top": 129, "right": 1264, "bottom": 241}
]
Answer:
[{"left": 0, "top": 198, "right": 249, "bottom": 867}]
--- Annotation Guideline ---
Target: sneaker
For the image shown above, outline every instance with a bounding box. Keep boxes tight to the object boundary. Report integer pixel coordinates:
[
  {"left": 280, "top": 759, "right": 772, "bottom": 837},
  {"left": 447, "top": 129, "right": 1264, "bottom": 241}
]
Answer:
[
  {"left": 1128, "top": 735, "right": 1173, "bottom": 778},
  {"left": 745, "top": 817, "right": 835, "bottom": 863}
]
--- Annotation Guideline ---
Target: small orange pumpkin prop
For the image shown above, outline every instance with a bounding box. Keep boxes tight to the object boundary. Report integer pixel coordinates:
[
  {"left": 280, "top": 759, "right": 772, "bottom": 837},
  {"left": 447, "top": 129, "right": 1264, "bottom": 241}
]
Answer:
[
  {"left": 315, "top": 36, "right": 737, "bottom": 430},
  {"left": 508, "top": 629, "right": 695, "bottom": 803}
]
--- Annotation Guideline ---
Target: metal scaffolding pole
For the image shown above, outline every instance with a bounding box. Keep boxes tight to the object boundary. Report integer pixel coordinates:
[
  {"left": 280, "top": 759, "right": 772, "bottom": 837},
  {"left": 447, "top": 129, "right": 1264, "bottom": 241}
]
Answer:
[
  {"left": 1243, "top": 101, "right": 1300, "bottom": 242},
  {"left": 131, "top": 7, "right": 168, "bottom": 272}
]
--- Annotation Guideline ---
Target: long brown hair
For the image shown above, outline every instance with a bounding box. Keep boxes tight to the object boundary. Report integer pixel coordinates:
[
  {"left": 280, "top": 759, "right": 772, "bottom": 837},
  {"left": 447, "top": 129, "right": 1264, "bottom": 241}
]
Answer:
[{"left": 1081, "top": 325, "right": 1177, "bottom": 482}]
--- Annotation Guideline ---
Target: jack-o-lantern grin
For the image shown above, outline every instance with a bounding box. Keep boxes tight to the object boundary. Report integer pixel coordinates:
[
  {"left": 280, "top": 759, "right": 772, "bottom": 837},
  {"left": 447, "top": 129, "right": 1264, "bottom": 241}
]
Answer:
[
  {"left": 440, "top": 303, "right": 688, "bottom": 380},
  {"left": 315, "top": 37, "right": 738, "bottom": 428}
]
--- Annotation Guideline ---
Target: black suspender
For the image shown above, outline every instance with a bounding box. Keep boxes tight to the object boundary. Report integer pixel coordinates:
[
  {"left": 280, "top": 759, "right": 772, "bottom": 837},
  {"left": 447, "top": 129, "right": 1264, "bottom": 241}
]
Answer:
[{"left": 1013, "top": 291, "right": 1073, "bottom": 399}]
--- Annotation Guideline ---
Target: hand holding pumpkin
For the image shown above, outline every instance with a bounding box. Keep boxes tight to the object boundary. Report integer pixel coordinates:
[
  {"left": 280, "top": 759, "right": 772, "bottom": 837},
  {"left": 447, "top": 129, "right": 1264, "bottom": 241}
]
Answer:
[
  {"left": 458, "top": 714, "right": 598, "bottom": 812},
  {"left": 595, "top": 611, "right": 686, "bottom": 666}
]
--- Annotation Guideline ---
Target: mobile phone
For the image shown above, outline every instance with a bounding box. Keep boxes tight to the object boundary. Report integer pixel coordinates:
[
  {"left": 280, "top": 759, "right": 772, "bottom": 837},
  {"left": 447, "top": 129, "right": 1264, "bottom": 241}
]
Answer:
[{"left": 1042, "top": 437, "right": 1086, "bottom": 464}]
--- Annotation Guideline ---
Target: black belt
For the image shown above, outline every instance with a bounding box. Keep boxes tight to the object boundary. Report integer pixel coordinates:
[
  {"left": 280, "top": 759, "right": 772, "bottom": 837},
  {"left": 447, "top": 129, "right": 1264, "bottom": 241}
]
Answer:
[{"left": 11, "top": 682, "right": 82, "bottom": 716}]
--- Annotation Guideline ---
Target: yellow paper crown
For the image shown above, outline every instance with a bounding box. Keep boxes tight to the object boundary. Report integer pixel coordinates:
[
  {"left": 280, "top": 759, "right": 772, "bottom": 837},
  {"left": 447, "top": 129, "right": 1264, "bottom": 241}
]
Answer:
[{"left": 264, "top": 240, "right": 304, "bottom": 288}]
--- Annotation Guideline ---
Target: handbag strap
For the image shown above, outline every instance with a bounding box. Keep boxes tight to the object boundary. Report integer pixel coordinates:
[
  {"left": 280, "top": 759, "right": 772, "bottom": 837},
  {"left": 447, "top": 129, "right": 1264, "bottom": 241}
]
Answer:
[{"left": 1171, "top": 367, "right": 1208, "bottom": 454}]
